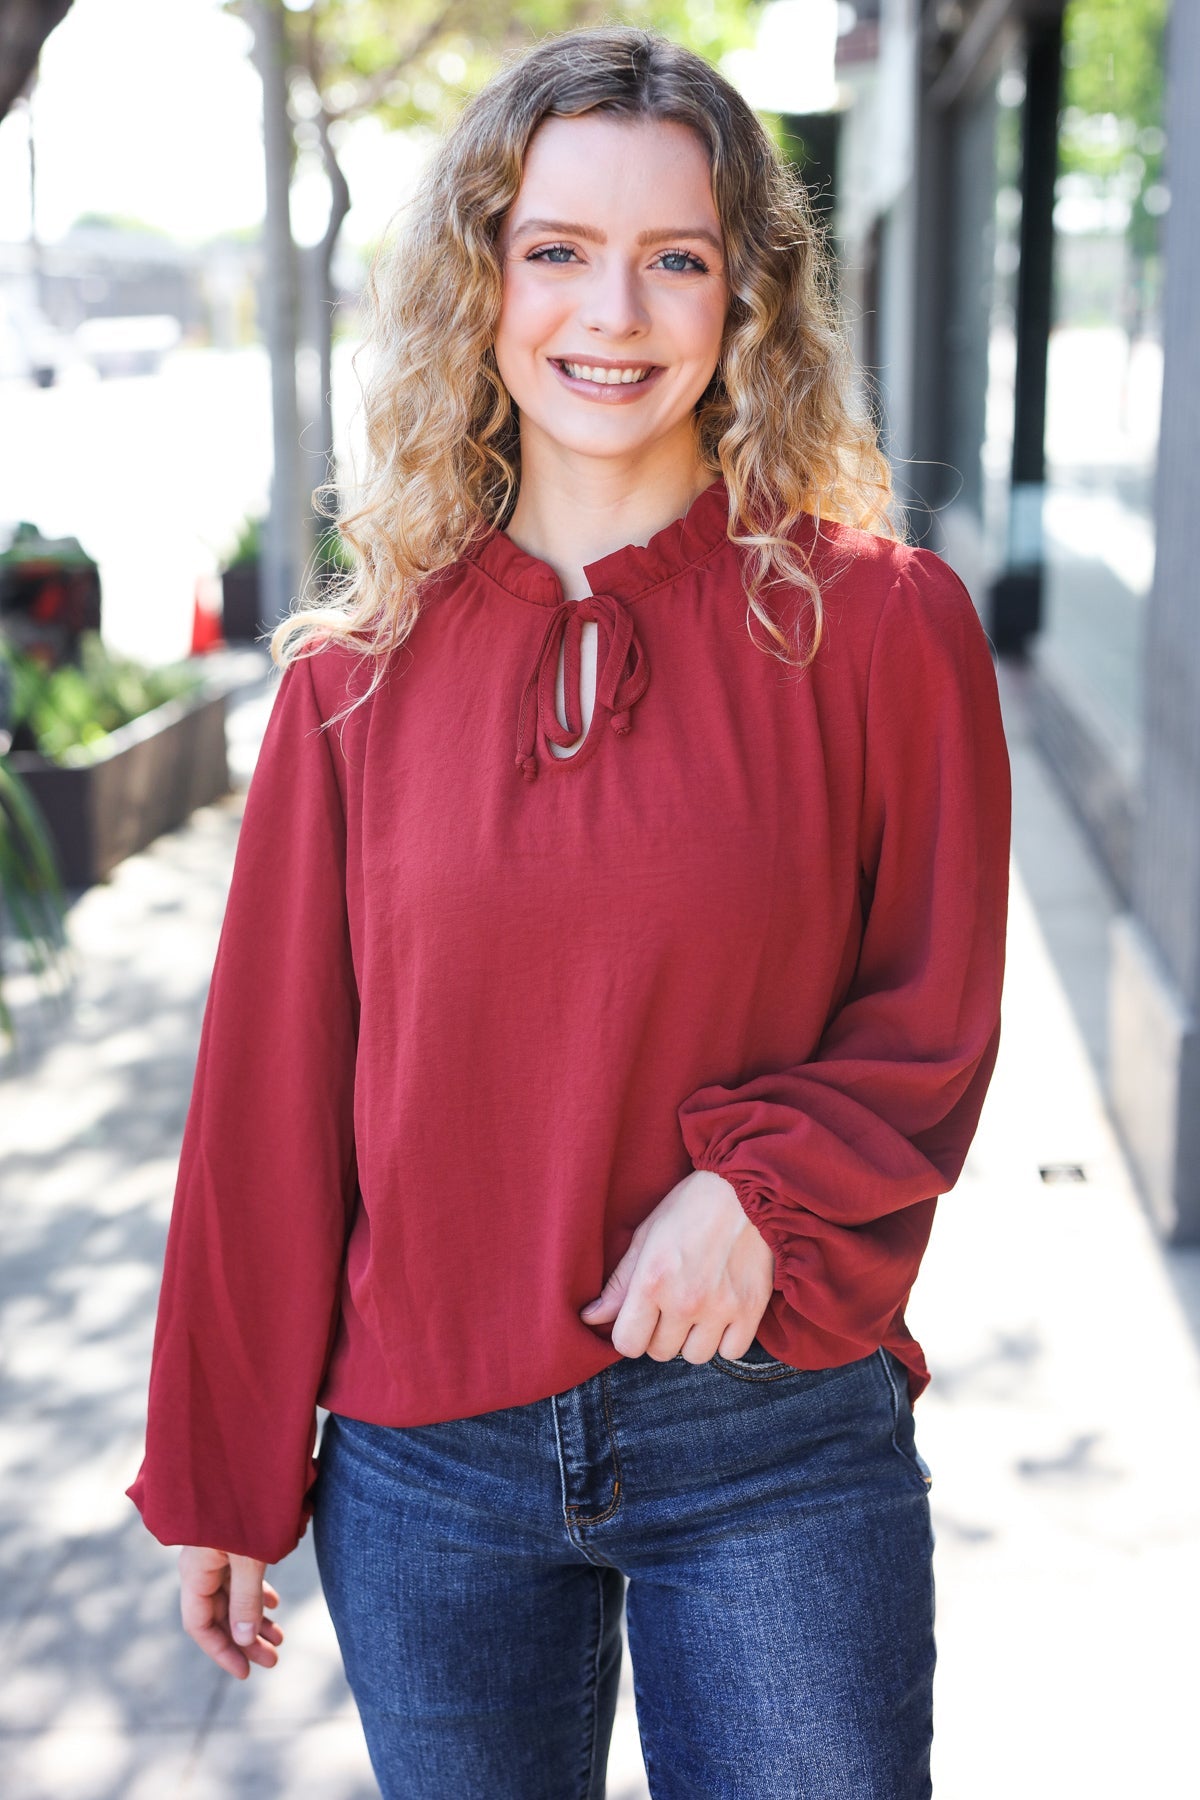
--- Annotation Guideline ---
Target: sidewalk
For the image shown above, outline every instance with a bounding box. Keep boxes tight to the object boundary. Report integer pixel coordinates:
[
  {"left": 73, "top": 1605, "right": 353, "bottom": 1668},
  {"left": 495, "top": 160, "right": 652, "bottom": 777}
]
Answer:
[{"left": 1, "top": 643, "right": 1198, "bottom": 1798}]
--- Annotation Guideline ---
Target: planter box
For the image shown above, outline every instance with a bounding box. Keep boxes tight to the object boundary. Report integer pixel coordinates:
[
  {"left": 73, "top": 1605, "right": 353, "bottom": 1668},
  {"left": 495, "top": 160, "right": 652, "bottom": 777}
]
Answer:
[
  {"left": 7, "top": 685, "right": 230, "bottom": 888},
  {"left": 221, "top": 563, "right": 261, "bottom": 643}
]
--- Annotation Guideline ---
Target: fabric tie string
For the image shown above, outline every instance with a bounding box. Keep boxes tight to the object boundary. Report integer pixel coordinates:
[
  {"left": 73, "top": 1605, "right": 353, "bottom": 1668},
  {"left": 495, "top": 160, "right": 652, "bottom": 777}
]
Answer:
[{"left": 514, "top": 592, "right": 650, "bottom": 781}]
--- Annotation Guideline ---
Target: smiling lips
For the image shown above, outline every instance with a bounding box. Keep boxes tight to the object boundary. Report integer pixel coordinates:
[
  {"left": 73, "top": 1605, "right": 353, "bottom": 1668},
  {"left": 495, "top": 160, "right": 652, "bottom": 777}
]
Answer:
[
  {"left": 551, "top": 357, "right": 662, "bottom": 395},
  {"left": 559, "top": 361, "right": 652, "bottom": 384}
]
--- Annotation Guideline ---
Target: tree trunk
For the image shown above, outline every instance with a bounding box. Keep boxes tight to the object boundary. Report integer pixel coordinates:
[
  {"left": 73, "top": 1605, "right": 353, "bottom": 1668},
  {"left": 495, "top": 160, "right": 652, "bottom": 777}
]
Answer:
[
  {"left": 0, "top": 0, "right": 74, "bottom": 123},
  {"left": 296, "top": 14, "right": 353, "bottom": 523},
  {"left": 249, "top": 0, "right": 308, "bottom": 635},
  {"left": 297, "top": 108, "right": 350, "bottom": 519},
  {"left": 317, "top": 105, "right": 352, "bottom": 492}
]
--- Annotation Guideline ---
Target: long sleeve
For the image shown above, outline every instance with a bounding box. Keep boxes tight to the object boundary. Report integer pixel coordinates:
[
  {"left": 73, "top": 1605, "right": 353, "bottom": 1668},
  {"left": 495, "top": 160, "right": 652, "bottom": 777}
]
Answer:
[
  {"left": 125, "top": 648, "right": 360, "bottom": 1564},
  {"left": 677, "top": 552, "right": 1011, "bottom": 1361}
]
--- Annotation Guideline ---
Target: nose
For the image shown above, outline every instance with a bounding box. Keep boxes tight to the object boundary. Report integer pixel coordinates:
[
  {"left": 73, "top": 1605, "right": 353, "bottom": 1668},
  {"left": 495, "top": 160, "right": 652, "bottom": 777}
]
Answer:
[{"left": 576, "top": 256, "right": 651, "bottom": 341}]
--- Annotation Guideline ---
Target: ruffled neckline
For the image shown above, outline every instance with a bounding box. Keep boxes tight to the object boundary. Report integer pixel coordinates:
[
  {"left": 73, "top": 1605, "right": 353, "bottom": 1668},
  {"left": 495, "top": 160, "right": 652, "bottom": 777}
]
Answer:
[{"left": 465, "top": 474, "right": 733, "bottom": 607}]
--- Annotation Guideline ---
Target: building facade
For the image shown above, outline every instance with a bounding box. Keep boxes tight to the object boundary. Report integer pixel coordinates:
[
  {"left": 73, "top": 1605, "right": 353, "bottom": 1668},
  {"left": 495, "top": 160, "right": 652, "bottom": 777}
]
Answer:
[{"left": 823, "top": 0, "right": 1195, "bottom": 1238}]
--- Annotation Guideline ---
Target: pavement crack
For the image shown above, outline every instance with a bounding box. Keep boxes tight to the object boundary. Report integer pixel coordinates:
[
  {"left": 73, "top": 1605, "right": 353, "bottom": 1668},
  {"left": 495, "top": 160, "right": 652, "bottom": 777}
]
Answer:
[{"left": 175, "top": 1671, "right": 226, "bottom": 1795}]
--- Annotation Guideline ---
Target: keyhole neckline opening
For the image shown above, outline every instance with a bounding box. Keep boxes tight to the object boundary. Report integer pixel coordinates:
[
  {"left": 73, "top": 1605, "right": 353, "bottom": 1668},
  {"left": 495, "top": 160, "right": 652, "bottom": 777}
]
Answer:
[{"left": 514, "top": 590, "right": 649, "bottom": 780}]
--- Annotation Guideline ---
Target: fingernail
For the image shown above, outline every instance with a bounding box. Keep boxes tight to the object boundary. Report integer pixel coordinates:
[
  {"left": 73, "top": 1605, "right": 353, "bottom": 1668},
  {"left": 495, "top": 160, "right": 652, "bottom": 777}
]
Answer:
[{"left": 234, "top": 1621, "right": 256, "bottom": 1644}]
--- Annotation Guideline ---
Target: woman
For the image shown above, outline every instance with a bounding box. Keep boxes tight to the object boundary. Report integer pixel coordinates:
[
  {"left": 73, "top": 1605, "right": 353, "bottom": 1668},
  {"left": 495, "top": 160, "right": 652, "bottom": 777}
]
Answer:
[{"left": 127, "top": 25, "right": 1011, "bottom": 1800}]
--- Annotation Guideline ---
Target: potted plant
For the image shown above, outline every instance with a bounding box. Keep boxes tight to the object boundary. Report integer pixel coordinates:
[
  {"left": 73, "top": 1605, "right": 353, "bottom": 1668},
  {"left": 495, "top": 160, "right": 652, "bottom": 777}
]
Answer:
[
  {"left": 220, "top": 516, "right": 355, "bottom": 642},
  {"left": 2, "top": 631, "right": 230, "bottom": 888},
  {"left": 0, "top": 653, "right": 71, "bottom": 1058},
  {"left": 219, "top": 513, "right": 264, "bottom": 644}
]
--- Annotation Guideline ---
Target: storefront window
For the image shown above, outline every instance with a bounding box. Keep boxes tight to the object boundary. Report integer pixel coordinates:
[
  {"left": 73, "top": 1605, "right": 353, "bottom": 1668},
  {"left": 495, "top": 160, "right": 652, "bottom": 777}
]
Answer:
[{"left": 1038, "top": 0, "right": 1167, "bottom": 784}]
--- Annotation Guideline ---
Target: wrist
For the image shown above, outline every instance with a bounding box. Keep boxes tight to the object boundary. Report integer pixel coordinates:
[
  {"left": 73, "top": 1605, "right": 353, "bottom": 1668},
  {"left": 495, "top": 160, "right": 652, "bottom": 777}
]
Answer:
[{"left": 691, "top": 1167, "right": 743, "bottom": 1212}]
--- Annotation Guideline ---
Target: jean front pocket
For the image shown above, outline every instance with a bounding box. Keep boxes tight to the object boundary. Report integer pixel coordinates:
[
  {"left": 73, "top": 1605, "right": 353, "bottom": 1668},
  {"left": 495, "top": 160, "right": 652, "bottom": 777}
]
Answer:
[{"left": 709, "top": 1337, "right": 801, "bottom": 1382}]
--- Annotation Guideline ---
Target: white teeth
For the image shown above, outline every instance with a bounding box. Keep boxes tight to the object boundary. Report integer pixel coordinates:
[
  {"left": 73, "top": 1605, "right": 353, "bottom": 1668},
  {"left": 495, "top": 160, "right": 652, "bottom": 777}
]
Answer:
[{"left": 561, "top": 363, "right": 650, "bottom": 385}]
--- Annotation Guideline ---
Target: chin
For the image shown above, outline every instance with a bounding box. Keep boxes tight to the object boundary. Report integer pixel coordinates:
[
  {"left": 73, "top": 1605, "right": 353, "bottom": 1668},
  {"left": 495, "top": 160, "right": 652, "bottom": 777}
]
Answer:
[{"left": 525, "top": 414, "right": 661, "bottom": 457}]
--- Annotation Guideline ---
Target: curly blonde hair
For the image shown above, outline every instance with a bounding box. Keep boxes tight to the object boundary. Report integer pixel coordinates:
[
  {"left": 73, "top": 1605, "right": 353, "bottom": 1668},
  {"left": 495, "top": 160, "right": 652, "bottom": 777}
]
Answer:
[{"left": 272, "top": 23, "right": 906, "bottom": 717}]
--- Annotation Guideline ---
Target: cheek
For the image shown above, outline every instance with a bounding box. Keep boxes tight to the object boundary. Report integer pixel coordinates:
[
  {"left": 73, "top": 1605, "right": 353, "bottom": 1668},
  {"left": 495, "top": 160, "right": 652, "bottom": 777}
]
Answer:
[
  {"left": 676, "top": 301, "right": 727, "bottom": 405},
  {"left": 496, "top": 271, "right": 562, "bottom": 354},
  {"left": 659, "top": 289, "right": 729, "bottom": 363},
  {"left": 701, "top": 288, "right": 731, "bottom": 355}
]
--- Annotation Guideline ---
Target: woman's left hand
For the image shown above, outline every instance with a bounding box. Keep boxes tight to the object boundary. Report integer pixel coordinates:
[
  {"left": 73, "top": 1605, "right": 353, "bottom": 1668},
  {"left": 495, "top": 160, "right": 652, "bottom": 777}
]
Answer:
[{"left": 579, "top": 1170, "right": 777, "bottom": 1363}]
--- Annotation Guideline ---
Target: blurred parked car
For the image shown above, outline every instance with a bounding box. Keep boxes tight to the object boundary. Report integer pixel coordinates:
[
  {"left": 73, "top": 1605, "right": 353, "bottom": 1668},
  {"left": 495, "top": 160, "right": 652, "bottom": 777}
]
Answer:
[{"left": 72, "top": 313, "right": 182, "bottom": 378}]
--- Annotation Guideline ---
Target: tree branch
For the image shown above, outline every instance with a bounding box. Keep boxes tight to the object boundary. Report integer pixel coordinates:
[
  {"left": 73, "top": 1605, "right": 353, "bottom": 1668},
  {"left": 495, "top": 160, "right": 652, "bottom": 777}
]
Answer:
[
  {"left": 304, "top": 8, "right": 351, "bottom": 264},
  {"left": 323, "top": 0, "right": 467, "bottom": 121}
]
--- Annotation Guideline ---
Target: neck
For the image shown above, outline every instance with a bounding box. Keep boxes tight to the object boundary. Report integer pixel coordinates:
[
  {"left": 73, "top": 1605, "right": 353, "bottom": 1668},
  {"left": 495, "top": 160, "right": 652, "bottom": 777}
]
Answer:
[{"left": 504, "top": 427, "right": 714, "bottom": 601}]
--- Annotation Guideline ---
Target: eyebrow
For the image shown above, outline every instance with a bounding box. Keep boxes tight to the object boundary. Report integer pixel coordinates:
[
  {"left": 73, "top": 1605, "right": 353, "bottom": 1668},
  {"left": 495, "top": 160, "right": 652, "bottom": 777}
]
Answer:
[{"left": 508, "top": 217, "right": 724, "bottom": 255}]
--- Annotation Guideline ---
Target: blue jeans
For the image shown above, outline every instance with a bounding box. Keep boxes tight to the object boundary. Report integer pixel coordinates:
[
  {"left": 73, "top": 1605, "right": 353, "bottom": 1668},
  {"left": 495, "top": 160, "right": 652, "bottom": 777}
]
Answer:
[{"left": 311, "top": 1341, "right": 935, "bottom": 1799}]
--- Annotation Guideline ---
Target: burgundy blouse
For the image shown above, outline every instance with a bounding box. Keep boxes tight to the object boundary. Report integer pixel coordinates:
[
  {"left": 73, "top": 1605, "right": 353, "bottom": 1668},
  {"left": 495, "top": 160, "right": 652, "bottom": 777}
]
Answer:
[{"left": 126, "top": 476, "right": 1012, "bottom": 1563}]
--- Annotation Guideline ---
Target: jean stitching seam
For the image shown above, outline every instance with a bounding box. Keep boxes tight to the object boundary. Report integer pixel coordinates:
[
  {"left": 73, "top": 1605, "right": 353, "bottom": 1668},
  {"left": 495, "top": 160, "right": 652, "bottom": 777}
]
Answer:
[
  {"left": 876, "top": 1343, "right": 904, "bottom": 1452},
  {"left": 564, "top": 1367, "right": 624, "bottom": 1525},
  {"left": 579, "top": 1566, "right": 603, "bottom": 1800},
  {"left": 877, "top": 1345, "right": 933, "bottom": 1491},
  {"left": 626, "top": 1614, "right": 659, "bottom": 1800}
]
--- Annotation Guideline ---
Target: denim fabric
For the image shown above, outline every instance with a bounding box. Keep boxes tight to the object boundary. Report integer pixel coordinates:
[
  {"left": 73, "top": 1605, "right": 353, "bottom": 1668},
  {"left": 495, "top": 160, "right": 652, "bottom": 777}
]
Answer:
[{"left": 311, "top": 1341, "right": 935, "bottom": 1800}]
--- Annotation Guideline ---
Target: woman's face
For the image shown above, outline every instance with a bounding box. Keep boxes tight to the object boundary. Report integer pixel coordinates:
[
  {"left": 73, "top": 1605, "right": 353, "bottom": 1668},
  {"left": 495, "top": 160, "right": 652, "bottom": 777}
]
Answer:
[{"left": 493, "top": 113, "right": 729, "bottom": 472}]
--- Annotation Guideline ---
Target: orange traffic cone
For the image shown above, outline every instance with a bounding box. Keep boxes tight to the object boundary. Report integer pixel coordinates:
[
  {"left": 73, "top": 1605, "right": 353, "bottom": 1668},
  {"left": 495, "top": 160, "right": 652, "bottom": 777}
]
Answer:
[{"left": 190, "top": 574, "right": 226, "bottom": 656}]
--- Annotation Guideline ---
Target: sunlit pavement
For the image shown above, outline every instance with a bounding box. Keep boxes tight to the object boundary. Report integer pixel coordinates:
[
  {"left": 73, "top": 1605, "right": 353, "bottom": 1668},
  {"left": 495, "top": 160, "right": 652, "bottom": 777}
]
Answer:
[
  {"left": 917, "top": 653, "right": 1200, "bottom": 1798},
  {"left": 2, "top": 635, "right": 1199, "bottom": 1797}
]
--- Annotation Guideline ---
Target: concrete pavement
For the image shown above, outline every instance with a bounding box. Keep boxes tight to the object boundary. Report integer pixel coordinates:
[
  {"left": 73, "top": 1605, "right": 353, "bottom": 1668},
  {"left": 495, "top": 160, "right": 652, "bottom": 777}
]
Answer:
[{"left": 1, "top": 642, "right": 1198, "bottom": 1798}]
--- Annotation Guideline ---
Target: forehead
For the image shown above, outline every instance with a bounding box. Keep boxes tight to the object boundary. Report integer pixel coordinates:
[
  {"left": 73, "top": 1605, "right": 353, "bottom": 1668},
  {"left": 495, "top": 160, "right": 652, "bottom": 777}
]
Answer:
[{"left": 510, "top": 113, "right": 718, "bottom": 219}]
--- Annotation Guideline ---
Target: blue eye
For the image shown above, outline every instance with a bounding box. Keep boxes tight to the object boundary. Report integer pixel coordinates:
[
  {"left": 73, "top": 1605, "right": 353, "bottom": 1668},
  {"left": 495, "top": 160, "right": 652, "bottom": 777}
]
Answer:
[
  {"left": 527, "top": 244, "right": 577, "bottom": 263},
  {"left": 656, "top": 250, "right": 709, "bottom": 273}
]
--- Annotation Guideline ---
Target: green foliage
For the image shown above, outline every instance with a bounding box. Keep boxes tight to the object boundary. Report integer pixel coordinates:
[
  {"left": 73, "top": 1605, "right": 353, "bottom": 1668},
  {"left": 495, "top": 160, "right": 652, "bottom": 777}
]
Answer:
[
  {"left": 0, "top": 629, "right": 206, "bottom": 1051},
  {"left": 1059, "top": 0, "right": 1167, "bottom": 261},
  {"left": 227, "top": 0, "right": 761, "bottom": 139},
  {"left": 315, "top": 524, "right": 354, "bottom": 576},
  {"left": 68, "top": 212, "right": 172, "bottom": 238},
  {"left": 1062, "top": 0, "right": 1165, "bottom": 128},
  {"left": 224, "top": 513, "right": 264, "bottom": 569},
  {"left": 0, "top": 635, "right": 71, "bottom": 1052},
  {"left": 4, "top": 634, "right": 206, "bottom": 767},
  {"left": 348, "top": 1, "right": 760, "bottom": 134},
  {"left": 0, "top": 757, "right": 71, "bottom": 1051}
]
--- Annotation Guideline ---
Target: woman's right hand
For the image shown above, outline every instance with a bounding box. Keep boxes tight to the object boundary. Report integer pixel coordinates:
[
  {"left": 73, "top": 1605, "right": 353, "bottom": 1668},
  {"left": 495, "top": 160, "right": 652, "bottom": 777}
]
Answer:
[{"left": 178, "top": 1545, "right": 285, "bottom": 1679}]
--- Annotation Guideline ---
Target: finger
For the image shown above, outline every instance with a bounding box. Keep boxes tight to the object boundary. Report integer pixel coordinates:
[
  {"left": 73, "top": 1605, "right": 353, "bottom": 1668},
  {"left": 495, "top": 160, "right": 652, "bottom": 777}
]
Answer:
[
  {"left": 717, "top": 1323, "right": 759, "bottom": 1359},
  {"left": 180, "top": 1572, "right": 225, "bottom": 1639},
  {"left": 644, "top": 1312, "right": 696, "bottom": 1362},
  {"left": 610, "top": 1296, "right": 660, "bottom": 1360},
  {"left": 180, "top": 1577, "right": 246, "bottom": 1677},
  {"left": 228, "top": 1557, "right": 267, "bottom": 1650},
  {"left": 581, "top": 1241, "right": 642, "bottom": 1322},
  {"left": 262, "top": 1582, "right": 281, "bottom": 1608},
  {"left": 580, "top": 1268, "right": 626, "bottom": 1321},
  {"left": 178, "top": 1548, "right": 230, "bottom": 1603},
  {"left": 243, "top": 1633, "right": 282, "bottom": 1671},
  {"left": 580, "top": 1291, "right": 620, "bottom": 1321},
  {"left": 679, "top": 1321, "right": 727, "bottom": 1364},
  {"left": 201, "top": 1608, "right": 282, "bottom": 1673},
  {"left": 186, "top": 1618, "right": 252, "bottom": 1680}
]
